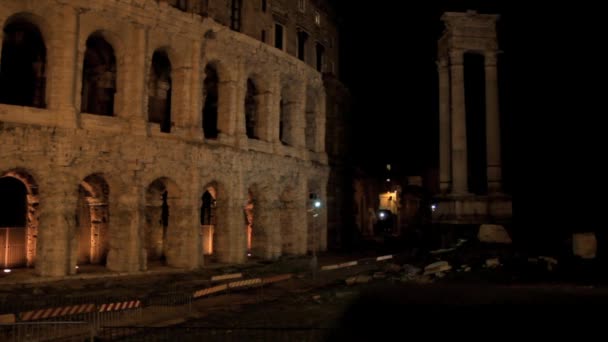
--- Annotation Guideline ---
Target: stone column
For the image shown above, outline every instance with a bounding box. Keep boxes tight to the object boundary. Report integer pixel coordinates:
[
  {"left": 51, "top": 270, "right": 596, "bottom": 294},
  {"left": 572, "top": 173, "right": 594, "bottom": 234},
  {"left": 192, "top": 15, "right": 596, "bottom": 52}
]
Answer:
[
  {"left": 437, "top": 58, "right": 451, "bottom": 193},
  {"left": 107, "top": 186, "right": 145, "bottom": 272},
  {"left": 252, "top": 196, "right": 280, "bottom": 260},
  {"left": 215, "top": 198, "right": 247, "bottom": 264},
  {"left": 290, "top": 82, "right": 307, "bottom": 149},
  {"left": 36, "top": 179, "right": 77, "bottom": 277},
  {"left": 218, "top": 79, "right": 238, "bottom": 138},
  {"left": 189, "top": 39, "right": 204, "bottom": 139},
  {"left": 293, "top": 181, "right": 309, "bottom": 255},
  {"left": 125, "top": 25, "right": 148, "bottom": 134},
  {"left": 449, "top": 49, "right": 468, "bottom": 195},
  {"left": 49, "top": 6, "right": 78, "bottom": 127},
  {"left": 485, "top": 51, "right": 502, "bottom": 193},
  {"left": 315, "top": 90, "right": 327, "bottom": 153},
  {"left": 165, "top": 197, "right": 199, "bottom": 269}
]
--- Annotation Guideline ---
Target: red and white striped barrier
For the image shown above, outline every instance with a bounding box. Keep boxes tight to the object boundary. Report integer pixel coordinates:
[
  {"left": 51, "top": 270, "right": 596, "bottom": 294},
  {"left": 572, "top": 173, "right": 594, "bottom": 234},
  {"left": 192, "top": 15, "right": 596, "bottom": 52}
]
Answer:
[
  {"left": 19, "top": 303, "right": 95, "bottom": 321},
  {"left": 211, "top": 273, "right": 243, "bottom": 282},
  {"left": 193, "top": 284, "right": 228, "bottom": 298},
  {"left": 98, "top": 300, "right": 141, "bottom": 313},
  {"left": 262, "top": 273, "right": 293, "bottom": 284},
  {"left": 376, "top": 255, "right": 393, "bottom": 261},
  {"left": 227, "top": 278, "right": 262, "bottom": 289}
]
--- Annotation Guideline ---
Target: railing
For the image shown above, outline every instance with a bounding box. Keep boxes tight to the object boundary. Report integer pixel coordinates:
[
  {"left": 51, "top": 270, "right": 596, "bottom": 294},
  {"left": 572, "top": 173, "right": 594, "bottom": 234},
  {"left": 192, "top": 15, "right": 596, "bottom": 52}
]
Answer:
[
  {"left": 97, "top": 326, "right": 329, "bottom": 342},
  {"left": 0, "top": 321, "right": 95, "bottom": 342}
]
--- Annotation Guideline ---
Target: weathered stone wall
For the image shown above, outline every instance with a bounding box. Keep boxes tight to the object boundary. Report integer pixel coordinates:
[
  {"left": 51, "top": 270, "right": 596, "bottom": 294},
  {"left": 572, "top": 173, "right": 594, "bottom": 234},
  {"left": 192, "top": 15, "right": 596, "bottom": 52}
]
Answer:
[{"left": 0, "top": 0, "right": 330, "bottom": 277}]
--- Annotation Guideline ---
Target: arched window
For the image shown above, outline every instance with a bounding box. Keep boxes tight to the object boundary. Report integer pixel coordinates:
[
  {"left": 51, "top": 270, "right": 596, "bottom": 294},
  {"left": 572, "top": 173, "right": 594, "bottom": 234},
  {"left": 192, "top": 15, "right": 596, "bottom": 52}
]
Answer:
[
  {"left": 0, "top": 18, "right": 46, "bottom": 108},
  {"left": 81, "top": 34, "right": 116, "bottom": 116},
  {"left": 245, "top": 79, "right": 258, "bottom": 139},
  {"left": 148, "top": 50, "right": 172, "bottom": 133},
  {"left": 203, "top": 65, "right": 219, "bottom": 139}
]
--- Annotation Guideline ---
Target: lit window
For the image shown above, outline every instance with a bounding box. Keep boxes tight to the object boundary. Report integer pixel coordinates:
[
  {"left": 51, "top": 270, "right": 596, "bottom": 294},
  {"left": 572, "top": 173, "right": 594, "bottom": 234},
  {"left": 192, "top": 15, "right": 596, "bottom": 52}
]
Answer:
[
  {"left": 314, "top": 11, "right": 321, "bottom": 26},
  {"left": 298, "top": 0, "right": 305, "bottom": 12}
]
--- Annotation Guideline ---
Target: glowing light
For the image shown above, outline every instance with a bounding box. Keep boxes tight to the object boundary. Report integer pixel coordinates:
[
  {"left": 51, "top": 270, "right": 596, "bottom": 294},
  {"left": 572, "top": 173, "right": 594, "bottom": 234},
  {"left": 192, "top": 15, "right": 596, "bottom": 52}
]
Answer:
[
  {"left": 386, "top": 178, "right": 390, "bottom": 182},
  {"left": 75, "top": 266, "right": 79, "bottom": 269},
  {"left": 379, "top": 212, "right": 385, "bottom": 218},
  {"left": 431, "top": 204, "right": 437, "bottom": 212},
  {"left": 3, "top": 269, "right": 11, "bottom": 273},
  {"left": 247, "top": 253, "right": 252, "bottom": 257},
  {"left": 314, "top": 200, "right": 321, "bottom": 208}
]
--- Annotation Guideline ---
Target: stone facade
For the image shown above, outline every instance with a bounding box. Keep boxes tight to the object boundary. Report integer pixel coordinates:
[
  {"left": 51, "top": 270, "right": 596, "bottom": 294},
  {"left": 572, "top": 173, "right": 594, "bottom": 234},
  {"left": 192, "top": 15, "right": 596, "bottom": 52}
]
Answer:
[
  {"left": 433, "top": 10, "right": 512, "bottom": 224},
  {"left": 0, "top": 0, "right": 344, "bottom": 277}
]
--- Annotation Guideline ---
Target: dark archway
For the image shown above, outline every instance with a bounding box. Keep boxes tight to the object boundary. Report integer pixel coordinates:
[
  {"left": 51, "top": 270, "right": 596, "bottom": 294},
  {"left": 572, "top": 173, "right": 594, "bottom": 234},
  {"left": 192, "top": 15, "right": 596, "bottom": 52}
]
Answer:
[
  {"left": 81, "top": 33, "right": 116, "bottom": 116},
  {"left": 200, "top": 189, "right": 216, "bottom": 256},
  {"left": 245, "top": 79, "right": 259, "bottom": 139},
  {"left": 203, "top": 65, "right": 219, "bottom": 139},
  {"left": 76, "top": 174, "right": 110, "bottom": 266},
  {"left": 148, "top": 50, "right": 172, "bottom": 133},
  {"left": 145, "top": 178, "right": 179, "bottom": 264},
  {"left": 0, "top": 17, "right": 46, "bottom": 108}
]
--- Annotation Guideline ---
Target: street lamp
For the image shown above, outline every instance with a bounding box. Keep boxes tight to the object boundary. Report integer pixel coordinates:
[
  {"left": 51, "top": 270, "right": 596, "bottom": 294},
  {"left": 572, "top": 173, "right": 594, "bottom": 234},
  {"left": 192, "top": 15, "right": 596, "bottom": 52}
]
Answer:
[{"left": 309, "top": 193, "right": 322, "bottom": 280}]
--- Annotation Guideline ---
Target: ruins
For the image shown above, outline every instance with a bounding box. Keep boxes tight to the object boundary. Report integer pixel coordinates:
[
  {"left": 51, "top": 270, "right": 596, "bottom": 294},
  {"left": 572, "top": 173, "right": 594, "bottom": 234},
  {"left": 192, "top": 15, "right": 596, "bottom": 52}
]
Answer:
[{"left": 0, "top": 0, "right": 350, "bottom": 277}]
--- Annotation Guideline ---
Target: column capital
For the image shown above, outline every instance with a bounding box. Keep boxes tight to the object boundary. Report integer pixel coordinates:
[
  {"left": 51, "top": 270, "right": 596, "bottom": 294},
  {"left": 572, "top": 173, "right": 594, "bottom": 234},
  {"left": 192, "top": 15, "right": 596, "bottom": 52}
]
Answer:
[
  {"left": 449, "top": 49, "right": 464, "bottom": 65},
  {"left": 484, "top": 51, "right": 499, "bottom": 67},
  {"left": 436, "top": 58, "right": 449, "bottom": 69}
]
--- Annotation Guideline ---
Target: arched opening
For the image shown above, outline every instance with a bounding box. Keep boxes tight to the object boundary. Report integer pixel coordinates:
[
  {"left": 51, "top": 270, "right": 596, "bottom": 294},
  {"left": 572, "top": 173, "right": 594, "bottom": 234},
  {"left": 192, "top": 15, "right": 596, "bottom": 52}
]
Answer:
[
  {"left": 245, "top": 79, "right": 259, "bottom": 139},
  {"left": 203, "top": 65, "right": 219, "bottom": 139},
  {"left": 464, "top": 52, "right": 488, "bottom": 195},
  {"left": 0, "top": 170, "right": 38, "bottom": 269},
  {"left": 0, "top": 17, "right": 46, "bottom": 108},
  {"left": 145, "top": 178, "right": 179, "bottom": 264},
  {"left": 305, "top": 87, "right": 317, "bottom": 151},
  {"left": 200, "top": 188, "right": 216, "bottom": 256},
  {"left": 148, "top": 50, "right": 172, "bottom": 133},
  {"left": 244, "top": 189, "right": 255, "bottom": 255},
  {"left": 81, "top": 33, "right": 116, "bottom": 116},
  {"left": 76, "top": 174, "right": 109, "bottom": 267}
]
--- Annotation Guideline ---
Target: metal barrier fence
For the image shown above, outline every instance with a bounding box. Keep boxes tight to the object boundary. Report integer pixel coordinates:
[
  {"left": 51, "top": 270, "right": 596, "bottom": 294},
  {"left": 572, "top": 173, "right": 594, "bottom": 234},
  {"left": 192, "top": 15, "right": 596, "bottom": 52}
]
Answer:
[
  {"left": 0, "top": 321, "right": 95, "bottom": 342},
  {"left": 96, "top": 326, "right": 329, "bottom": 342}
]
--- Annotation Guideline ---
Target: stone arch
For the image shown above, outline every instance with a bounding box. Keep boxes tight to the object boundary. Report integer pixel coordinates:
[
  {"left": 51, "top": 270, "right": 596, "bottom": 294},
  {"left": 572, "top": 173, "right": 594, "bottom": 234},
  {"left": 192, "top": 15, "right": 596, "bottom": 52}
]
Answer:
[
  {"left": 0, "top": 13, "right": 47, "bottom": 108},
  {"left": 0, "top": 168, "right": 39, "bottom": 268},
  {"left": 144, "top": 177, "right": 181, "bottom": 264},
  {"left": 81, "top": 31, "right": 117, "bottom": 116},
  {"left": 200, "top": 182, "right": 218, "bottom": 257},
  {"left": 148, "top": 48, "right": 173, "bottom": 133},
  {"left": 202, "top": 63, "right": 219, "bottom": 139},
  {"left": 245, "top": 78, "right": 260, "bottom": 139},
  {"left": 76, "top": 174, "right": 110, "bottom": 267}
]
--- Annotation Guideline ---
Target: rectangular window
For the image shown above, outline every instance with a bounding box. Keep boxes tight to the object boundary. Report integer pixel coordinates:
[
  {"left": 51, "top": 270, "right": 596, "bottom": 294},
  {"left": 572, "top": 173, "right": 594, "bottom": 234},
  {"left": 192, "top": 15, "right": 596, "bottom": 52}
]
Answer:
[
  {"left": 297, "top": 30, "right": 309, "bottom": 61},
  {"left": 316, "top": 42, "right": 325, "bottom": 72},
  {"left": 298, "top": 0, "right": 305, "bottom": 12},
  {"left": 262, "top": 30, "right": 266, "bottom": 43},
  {"left": 274, "top": 24, "right": 284, "bottom": 50},
  {"left": 262, "top": 0, "right": 267, "bottom": 12},
  {"left": 314, "top": 11, "right": 321, "bottom": 26}
]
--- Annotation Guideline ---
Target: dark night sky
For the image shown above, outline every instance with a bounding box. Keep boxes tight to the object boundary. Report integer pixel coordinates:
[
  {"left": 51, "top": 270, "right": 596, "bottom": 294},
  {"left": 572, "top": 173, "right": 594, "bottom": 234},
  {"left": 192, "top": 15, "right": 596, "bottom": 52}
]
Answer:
[
  {"left": 329, "top": 0, "right": 514, "bottom": 189},
  {"left": 327, "top": 1, "right": 608, "bottom": 229}
]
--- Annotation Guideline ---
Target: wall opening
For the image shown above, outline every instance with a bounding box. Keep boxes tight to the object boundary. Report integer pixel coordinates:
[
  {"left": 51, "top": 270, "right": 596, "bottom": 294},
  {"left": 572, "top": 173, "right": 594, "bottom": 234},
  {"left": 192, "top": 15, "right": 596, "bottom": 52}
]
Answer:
[
  {"left": 315, "top": 42, "right": 325, "bottom": 72},
  {"left": 0, "top": 170, "right": 38, "bottom": 269},
  {"left": 230, "top": 0, "right": 242, "bottom": 32},
  {"left": 0, "top": 17, "right": 46, "bottom": 108},
  {"left": 148, "top": 50, "right": 172, "bottom": 133},
  {"left": 297, "top": 30, "right": 309, "bottom": 61},
  {"left": 274, "top": 23, "right": 284, "bottom": 50},
  {"left": 203, "top": 65, "right": 219, "bottom": 139},
  {"left": 145, "top": 178, "right": 179, "bottom": 265},
  {"left": 261, "top": 0, "right": 267, "bottom": 12},
  {"left": 463, "top": 52, "right": 488, "bottom": 195},
  {"left": 76, "top": 174, "right": 109, "bottom": 266},
  {"left": 200, "top": 189, "right": 216, "bottom": 256},
  {"left": 245, "top": 79, "right": 259, "bottom": 139},
  {"left": 244, "top": 190, "right": 254, "bottom": 255},
  {"left": 81, "top": 33, "right": 116, "bottom": 116}
]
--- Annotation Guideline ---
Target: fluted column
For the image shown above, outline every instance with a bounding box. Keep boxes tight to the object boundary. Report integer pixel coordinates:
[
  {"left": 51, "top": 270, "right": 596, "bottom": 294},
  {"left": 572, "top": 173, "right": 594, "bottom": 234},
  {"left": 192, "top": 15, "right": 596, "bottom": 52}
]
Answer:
[
  {"left": 485, "top": 51, "right": 502, "bottom": 193},
  {"left": 449, "top": 49, "right": 468, "bottom": 195},
  {"left": 437, "top": 58, "right": 451, "bottom": 193}
]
